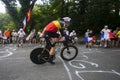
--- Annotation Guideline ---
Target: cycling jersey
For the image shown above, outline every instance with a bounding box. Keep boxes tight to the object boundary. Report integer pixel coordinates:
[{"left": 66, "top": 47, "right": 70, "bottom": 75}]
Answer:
[
  {"left": 41, "top": 20, "right": 70, "bottom": 40},
  {"left": 45, "top": 20, "right": 62, "bottom": 32}
]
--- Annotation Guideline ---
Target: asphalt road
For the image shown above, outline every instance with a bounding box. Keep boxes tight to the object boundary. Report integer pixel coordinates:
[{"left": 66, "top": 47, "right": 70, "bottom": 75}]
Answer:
[{"left": 0, "top": 44, "right": 120, "bottom": 80}]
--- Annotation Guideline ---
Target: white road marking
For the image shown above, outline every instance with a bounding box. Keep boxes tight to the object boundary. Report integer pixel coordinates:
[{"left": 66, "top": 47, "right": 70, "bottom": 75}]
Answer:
[
  {"left": 75, "top": 70, "right": 120, "bottom": 80},
  {"left": 65, "top": 47, "right": 120, "bottom": 80},
  {"left": 0, "top": 49, "right": 13, "bottom": 59},
  {"left": 112, "top": 70, "right": 120, "bottom": 76},
  {"left": 69, "top": 60, "right": 99, "bottom": 69},
  {"left": 82, "top": 54, "right": 88, "bottom": 59},
  {"left": 58, "top": 56, "right": 72, "bottom": 80}
]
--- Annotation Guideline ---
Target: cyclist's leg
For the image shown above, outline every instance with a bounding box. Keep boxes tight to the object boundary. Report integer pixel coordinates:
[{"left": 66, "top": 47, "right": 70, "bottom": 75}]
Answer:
[
  {"left": 49, "top": 38, "right": 57, "bottom": 54},
  {"left": 44, "top": 32, "right": 55, "bottom": 64},
  {"left": 49, "top": 38, "right": 61, "bottom": 64},
  {"left": 49, "top": 32, "right": 60, "bottom": 55},
  {"left": 45, "top": 32, "right": 60, "bottom": 64}
]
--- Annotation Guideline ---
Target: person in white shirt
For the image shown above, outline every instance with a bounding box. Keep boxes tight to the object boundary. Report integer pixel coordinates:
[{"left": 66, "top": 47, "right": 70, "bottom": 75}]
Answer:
[
  {"left": 17, "top": 28, "right": 26, "bottom": 47},
  {"left": 70, "top": 30, "right": 77, "bottom": 44},
  {"left": 101, "top": 25, "right": 110, "bottom": 47},
  {"left": 70, "top": 30, "right": 76, "bottom": 37}
]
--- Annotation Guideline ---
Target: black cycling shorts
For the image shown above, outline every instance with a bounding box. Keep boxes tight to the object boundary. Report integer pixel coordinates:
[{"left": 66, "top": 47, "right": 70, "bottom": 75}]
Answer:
[
  {"left": 44, "top": 31, "right": 60, "bottom": 47},
  {"left": 44, "top": 31, "right": 60, "bottom": 38}
]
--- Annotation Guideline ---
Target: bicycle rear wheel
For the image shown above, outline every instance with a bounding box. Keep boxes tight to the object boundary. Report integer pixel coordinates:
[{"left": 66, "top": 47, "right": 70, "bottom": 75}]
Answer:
[
  {"left": 30, "top": 48, "right": 49, "bottom": 64},
  {"left": 60, "top": 45, "right": 78, "bottom": 61}
]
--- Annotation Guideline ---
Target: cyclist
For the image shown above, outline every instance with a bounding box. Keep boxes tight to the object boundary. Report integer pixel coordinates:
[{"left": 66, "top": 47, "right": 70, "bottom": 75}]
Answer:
[{"left": 41, "top": 17, "right": 71, "bottom": 64}]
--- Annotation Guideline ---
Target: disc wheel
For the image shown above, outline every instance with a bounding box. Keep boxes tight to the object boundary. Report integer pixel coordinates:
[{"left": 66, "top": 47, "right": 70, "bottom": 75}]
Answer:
[{"left": 30, "top": 48, "right": 49, "bottom": 64}]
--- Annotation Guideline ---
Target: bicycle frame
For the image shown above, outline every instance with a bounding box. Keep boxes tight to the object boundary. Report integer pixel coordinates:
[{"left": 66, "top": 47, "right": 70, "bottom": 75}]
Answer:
[{"left": 39, "top": 36, "right": 70, "bottom": 58}]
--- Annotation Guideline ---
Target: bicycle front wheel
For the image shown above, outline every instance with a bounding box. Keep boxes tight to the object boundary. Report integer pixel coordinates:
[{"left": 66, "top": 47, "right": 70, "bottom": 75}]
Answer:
[{"left": 60, "top": 45, "right": 78, "bottom": 61}]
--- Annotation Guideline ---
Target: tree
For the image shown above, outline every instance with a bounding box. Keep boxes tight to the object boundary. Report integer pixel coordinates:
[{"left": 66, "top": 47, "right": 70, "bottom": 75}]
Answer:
[
  {"left": 0, "top": 13, "right": 14, "bottom": 30},
  {"left": 1, "top": 0, "right": 120, "bottom": 35},
  {"left": 1, "top": 0, "right": 36, "bottom": 30}
]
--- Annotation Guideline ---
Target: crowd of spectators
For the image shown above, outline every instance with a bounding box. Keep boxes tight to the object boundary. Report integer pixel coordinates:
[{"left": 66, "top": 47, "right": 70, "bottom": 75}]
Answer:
[
  {"left": 0, "top": 28, "right": 38, "bottom": 47},
  {"left": 0, "top": 26, "right": 120, "bottom": 48},
  {"left": 84, "top": 25, "right": 120, "bottom": 48}
]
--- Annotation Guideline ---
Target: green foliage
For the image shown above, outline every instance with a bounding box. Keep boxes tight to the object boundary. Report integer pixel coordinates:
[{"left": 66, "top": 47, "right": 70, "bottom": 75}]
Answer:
[
  {"left": 1, "top": 0, "right": 120, "bottom": 36},
  {"left": 4, "top": 21, "right": 15, "bottom": 30},
  {"left": 0, "top": 13, "right": 15, "bottom": 31},
  {"left": 1, "top": 0, "right": 35, "bottom": 29}
]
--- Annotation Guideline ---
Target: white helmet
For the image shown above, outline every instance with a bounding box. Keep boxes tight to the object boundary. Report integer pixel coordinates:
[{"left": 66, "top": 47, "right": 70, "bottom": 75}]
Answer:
[{"left": 62, "top": 17, "right": 71, "bottom": 22}]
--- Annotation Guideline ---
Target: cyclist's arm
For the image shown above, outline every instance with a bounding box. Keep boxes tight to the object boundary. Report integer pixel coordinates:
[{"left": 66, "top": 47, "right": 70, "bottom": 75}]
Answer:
[
  {"left": 60, "top": 28, "right": 70, "bottom": 41},
  {"left": 59, "top": 28, "right": 66, "bottom": 37}
]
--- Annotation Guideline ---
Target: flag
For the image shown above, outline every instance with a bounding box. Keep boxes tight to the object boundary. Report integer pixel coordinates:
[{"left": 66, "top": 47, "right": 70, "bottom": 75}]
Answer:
[
  {"left": 22, "top": 17, "right": 26, "bottom": 30},
  {"left": 27, "top": 9, "right": 31, "bottom": 22},
  {"left": 20, "top": 0, "right": 37, "bottom": 30}
]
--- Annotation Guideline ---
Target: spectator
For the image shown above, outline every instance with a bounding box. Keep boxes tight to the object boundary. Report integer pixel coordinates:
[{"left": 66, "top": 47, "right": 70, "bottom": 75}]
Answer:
[
  {"left": 101, "top": 25, "right": 110, "bottom": 48},
  {"left": 32, "top": 29, "right": 37, "bottom": 44},
  {"left": 99, "top": 31, "right": 104, "bottom": 47},
  {"left": 84, "top": 29, "right": 90, "bottom": 48},
  {"left": 113, "top": 27, "right": 119, "bottom": 47},
  {"left": 17, "top": 28, "right": 26, "bottom": 47},
  {"left": 116, "top": 28, "right": 120, "bottom": 47},
  {"left": 70, "top": 30, "right": 77, "bottom": 38},
  {"left": 70, "top": 30, "right": 77, "bottom": 44},
  {"left": 88, "top": 30, "right": 94, "bottom": 48},
  {"left": 109, "top": 29, "right": 115, "bottom": 47},
  {"left": 3, "top": 28, "right": 11, "bottom": 43},
  {"left": 11, "top": 29, "right": 18, "bottom": 44},
  {"left": 26, "top": 30, "right": 34, "bottom": 46}
]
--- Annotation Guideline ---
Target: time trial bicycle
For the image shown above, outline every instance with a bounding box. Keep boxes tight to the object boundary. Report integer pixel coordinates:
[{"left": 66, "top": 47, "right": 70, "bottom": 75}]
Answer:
[{"left": 30, "top": 36, "right": 78, "bottom": 64}]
